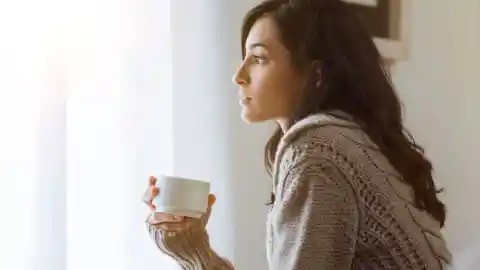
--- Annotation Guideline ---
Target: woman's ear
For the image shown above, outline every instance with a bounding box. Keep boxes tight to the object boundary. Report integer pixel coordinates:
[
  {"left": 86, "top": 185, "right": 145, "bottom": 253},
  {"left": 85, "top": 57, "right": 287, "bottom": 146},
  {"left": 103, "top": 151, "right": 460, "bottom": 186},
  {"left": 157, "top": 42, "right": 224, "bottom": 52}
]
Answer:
[{"left": 311, "top": 59, "right": 322, "bottom": 70}]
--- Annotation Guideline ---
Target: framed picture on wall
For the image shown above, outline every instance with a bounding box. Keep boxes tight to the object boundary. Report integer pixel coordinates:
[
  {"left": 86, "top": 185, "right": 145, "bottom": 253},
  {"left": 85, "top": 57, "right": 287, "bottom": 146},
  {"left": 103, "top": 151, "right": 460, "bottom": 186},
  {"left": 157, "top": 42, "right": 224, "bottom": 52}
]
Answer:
[{"left": 342, "top": 0, "right": 411, "bottom": 62}]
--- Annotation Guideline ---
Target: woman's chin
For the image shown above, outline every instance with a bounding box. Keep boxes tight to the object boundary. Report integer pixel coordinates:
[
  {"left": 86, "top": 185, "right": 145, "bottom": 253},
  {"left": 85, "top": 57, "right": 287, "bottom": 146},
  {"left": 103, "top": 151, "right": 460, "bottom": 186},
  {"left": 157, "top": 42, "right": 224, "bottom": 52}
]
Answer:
[{"left": 240, "top": 110, "right": 264, "bottom": 124}]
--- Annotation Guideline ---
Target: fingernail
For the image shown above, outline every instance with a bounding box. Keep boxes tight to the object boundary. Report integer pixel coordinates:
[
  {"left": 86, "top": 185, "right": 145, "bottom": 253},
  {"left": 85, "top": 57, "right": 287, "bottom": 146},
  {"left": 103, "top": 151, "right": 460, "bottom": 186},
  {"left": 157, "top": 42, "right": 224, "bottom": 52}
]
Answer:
[
  {"left": 149, "top": 176, "right": 157, "bottom": 184},
  {"left": 173, "top": 216, "right": 183, "bottom": 221}
]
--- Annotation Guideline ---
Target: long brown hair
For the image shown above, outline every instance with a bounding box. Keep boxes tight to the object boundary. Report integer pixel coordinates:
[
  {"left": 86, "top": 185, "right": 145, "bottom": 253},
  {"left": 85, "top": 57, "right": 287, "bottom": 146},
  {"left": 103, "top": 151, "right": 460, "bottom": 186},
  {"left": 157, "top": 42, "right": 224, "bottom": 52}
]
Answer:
[{"left": 241, "top": 0, "right": 447, "bottom": 226}]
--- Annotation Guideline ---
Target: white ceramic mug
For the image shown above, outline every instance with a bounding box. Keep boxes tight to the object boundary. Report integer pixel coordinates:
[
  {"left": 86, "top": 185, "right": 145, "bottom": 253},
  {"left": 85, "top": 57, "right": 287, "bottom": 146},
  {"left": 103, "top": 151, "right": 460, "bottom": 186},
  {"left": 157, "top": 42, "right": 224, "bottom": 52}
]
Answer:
[{"left": 152, "top": 175, "right": 210, "bottom": 219}]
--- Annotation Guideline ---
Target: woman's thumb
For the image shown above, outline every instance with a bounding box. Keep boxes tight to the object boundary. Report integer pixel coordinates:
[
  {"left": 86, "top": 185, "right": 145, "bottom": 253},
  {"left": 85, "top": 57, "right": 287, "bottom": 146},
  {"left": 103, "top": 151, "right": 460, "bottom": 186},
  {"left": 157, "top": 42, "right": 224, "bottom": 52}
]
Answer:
[{"left": 207, "top": 193, "right": 216, "bottom": 208}]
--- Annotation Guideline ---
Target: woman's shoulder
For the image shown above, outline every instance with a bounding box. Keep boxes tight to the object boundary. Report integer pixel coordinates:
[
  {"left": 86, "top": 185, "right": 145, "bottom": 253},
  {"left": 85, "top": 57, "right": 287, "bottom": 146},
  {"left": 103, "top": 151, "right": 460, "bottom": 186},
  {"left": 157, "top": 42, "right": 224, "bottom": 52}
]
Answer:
[{"left": 273, "top": 111, "right": 386, "bottom": 178}]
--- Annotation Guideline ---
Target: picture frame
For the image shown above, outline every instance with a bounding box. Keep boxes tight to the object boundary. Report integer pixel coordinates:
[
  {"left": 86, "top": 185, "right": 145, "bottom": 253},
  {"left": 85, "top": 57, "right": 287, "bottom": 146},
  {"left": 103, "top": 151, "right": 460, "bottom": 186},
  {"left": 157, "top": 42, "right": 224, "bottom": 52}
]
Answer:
[{"left": 342, "top": 0, "right": 411, "bottom": 62}]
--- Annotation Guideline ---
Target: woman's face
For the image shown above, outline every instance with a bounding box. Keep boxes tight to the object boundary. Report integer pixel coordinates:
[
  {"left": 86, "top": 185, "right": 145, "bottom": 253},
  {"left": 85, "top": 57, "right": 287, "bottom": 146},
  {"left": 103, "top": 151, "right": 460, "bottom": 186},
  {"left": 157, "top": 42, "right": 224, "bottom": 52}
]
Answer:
[{"left": 232, "top": 16, "right": 304, "bottom": 127}]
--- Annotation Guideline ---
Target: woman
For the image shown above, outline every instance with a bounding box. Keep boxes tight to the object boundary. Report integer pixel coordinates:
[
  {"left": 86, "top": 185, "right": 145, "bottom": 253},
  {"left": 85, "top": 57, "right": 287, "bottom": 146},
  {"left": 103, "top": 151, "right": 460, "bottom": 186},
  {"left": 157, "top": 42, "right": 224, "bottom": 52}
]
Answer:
[{"left": 142, "top": 0, "right": 452, "bottom": 269}]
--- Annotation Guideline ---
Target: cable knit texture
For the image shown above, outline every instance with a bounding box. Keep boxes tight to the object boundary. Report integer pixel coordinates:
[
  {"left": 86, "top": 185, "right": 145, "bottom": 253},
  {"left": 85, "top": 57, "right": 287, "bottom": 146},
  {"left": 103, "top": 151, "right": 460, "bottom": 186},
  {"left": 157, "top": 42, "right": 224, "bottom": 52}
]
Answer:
[
  {"left": 146, "top": 112, "right": 452, "bottom": 270},
  {"left": 145, "top": 215, "right": 233, "bottom": 270}
]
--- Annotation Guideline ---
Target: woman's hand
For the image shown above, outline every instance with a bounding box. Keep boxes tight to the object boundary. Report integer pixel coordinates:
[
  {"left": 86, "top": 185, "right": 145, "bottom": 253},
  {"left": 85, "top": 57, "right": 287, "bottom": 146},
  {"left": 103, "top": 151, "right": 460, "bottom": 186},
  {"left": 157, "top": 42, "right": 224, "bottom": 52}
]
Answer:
[
  {"left": 142, "top": 176, "right": 216, "bottom": 232},
  {"left": 142, "top": 176, "right": 233, "bottom": 269}
]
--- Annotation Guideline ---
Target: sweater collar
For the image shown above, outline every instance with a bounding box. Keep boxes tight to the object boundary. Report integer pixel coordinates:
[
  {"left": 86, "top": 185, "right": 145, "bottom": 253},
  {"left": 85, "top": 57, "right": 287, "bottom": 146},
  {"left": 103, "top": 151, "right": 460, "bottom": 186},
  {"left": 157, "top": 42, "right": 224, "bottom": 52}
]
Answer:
[{"left": 272, "top": 110, "right": 360, "bottom": 184}]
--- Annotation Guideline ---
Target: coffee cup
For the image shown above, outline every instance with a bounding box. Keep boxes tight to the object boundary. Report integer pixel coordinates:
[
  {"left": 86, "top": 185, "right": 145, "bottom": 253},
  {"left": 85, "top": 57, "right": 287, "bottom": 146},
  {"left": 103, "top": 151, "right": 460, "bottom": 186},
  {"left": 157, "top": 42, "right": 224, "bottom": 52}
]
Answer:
[{"left": 152, "top": 175, "right": 210, "bottom": 219}]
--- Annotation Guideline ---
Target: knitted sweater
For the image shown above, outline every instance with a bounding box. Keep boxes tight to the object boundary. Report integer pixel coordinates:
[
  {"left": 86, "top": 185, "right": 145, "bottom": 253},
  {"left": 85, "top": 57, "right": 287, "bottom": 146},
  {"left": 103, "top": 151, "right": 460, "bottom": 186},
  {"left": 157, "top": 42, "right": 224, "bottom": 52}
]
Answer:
[{"left": 146, "top": 112, "right": 452, "bottom": 270}]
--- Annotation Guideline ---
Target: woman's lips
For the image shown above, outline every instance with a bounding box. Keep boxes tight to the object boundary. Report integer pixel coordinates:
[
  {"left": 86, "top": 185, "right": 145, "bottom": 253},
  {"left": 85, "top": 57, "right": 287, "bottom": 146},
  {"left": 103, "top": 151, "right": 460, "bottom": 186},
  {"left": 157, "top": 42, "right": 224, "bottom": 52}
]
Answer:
[{"left": 239, "top": 97, "right": 252, "bottom": 106}]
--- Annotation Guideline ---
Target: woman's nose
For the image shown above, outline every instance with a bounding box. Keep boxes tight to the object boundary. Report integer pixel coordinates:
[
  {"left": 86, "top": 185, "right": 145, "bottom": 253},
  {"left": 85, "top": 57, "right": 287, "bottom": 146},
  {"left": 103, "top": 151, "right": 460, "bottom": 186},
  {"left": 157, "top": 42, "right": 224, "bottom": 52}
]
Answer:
[{"left": 232, "top": 63, "right": 248, "bottom": 86}]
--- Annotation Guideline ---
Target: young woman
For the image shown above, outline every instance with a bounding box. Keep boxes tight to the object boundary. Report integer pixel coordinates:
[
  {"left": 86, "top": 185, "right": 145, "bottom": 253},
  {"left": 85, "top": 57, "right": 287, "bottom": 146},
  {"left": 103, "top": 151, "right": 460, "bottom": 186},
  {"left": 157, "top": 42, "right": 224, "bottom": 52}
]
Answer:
[{"left": 142, "top": 0, "right": 452, "bottom": 269}]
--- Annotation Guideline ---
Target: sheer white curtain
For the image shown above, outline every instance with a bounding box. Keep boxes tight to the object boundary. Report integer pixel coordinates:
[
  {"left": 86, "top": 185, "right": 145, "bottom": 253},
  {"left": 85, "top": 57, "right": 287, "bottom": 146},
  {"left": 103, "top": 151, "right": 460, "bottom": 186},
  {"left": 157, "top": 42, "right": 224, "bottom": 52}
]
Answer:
[
  {"left": 0, "top": 0, "right": 176, "bottom": 269},
  {"left": 0, "top": 1, "right": 65, "bottom": 269}
]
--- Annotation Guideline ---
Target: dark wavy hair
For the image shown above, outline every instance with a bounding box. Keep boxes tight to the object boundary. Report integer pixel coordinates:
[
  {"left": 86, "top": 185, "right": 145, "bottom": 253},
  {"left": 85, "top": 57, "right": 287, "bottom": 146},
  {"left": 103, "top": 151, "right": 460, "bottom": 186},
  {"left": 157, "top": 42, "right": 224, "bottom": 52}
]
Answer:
[{"left": 241, "top": 0, "right": 446, "bottom": 226}]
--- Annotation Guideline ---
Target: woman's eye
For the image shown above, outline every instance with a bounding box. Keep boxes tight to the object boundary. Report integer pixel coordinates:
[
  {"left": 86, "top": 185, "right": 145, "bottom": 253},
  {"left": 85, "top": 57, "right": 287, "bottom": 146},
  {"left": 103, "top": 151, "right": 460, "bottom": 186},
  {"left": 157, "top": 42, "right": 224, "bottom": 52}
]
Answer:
[{"left": 252, "top": 55, "right": 265, "bottom": 64}]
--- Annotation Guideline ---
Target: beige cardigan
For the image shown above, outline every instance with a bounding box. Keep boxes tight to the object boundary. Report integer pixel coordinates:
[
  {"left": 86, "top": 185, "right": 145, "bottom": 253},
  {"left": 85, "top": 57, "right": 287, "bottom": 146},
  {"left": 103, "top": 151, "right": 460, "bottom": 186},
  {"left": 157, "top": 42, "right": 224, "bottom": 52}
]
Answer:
[{"left": 146, "top": 112, "right": 452, "bottom": 269}]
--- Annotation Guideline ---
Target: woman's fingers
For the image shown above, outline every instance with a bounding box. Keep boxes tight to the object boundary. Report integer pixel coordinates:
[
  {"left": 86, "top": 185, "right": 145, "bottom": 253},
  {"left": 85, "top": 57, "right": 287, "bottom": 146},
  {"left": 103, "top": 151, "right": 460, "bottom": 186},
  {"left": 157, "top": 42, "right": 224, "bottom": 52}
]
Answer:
[
  {"left": 148, "top": 175, "right": 157, "bottom": 186},
  {"left": 199, "top": 193, "right": 216, "bottom": 225},
  {"left": 149, "top": 217, "right": 195, "bottom": 232},
  {"left": 207, "top": 193, "right": 216, "bottom": 208},
  {"left": 158, "top": 220, "right": 192, "bottom": 232},
  {"left": 142, "top": 186, "right": 159, "bottom": 204},
  {"left": 147, "top": 213, "right": 190, "bottom": 232},
  {"left": 151, "top": 212, "right": 184, "bottom": 223},
  {"left": 142, "top": 186, "right": 159, "bottom": 212},
  {"left": 141, "top": 176, "right": 159, "bottom": 211}
]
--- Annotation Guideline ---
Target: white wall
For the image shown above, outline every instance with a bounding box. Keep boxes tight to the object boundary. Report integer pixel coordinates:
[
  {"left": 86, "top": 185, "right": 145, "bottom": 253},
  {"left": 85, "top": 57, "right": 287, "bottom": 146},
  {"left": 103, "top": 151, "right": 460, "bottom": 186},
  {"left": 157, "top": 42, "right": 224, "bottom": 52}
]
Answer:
[
  {"left": 392, "top": 0, "right": 480, "bottom": 258},
  {"left": 125, "top": 0, "right": 176, "bottom": 268}
]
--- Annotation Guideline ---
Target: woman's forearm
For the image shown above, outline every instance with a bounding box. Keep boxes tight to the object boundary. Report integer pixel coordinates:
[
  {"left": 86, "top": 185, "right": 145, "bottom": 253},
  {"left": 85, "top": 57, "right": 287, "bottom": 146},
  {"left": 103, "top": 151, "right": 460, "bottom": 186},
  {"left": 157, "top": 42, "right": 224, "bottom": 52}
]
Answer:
[{"left": 146, "top": 222, "right": 234, "bottom": 270}]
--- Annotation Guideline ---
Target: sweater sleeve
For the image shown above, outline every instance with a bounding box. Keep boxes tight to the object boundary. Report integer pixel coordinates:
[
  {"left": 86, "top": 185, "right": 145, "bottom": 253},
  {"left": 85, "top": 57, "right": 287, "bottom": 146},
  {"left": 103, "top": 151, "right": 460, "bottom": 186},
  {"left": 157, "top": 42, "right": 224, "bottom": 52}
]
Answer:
[
  {"left": 145, "top": 216, "right": 234, "bottom": 270},
  {"left": 269, "top": 144, "right": 359, "bottom": 270}
]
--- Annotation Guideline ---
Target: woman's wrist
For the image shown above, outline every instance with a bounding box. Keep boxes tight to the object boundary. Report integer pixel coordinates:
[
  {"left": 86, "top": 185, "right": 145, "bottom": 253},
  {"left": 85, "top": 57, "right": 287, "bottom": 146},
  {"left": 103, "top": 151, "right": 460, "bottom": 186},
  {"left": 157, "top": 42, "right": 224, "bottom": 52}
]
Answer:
[{"left": 146, "top": 220, "right": 233, "bottom": 270}]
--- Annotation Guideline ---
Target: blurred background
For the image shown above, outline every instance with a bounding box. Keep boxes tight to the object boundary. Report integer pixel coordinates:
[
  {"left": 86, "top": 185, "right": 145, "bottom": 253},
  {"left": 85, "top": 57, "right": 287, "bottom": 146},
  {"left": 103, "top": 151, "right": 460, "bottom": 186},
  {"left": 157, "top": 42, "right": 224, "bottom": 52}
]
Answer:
[{"left": 0, "top": 0, "right": 478, "bottom": 269}]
